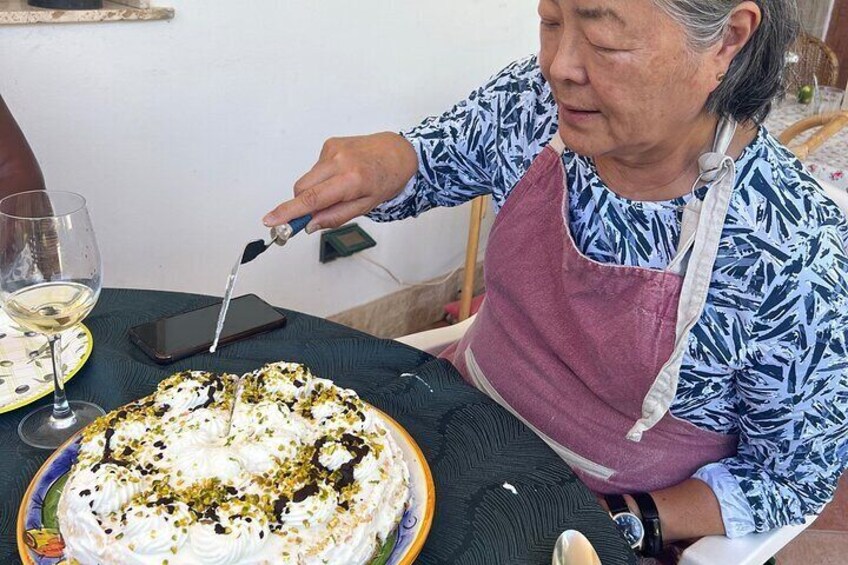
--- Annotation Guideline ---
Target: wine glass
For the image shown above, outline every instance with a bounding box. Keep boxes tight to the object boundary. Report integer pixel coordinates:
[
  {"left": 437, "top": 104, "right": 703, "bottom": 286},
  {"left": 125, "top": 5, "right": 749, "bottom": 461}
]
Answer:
[{"left": 0, "top": 190, "right": 105, "bottom": 449}]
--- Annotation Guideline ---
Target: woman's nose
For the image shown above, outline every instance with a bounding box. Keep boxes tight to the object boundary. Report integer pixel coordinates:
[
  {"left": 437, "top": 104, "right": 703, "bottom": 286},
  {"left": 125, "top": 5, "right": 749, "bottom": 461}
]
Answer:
[{"left": 549, "top": 34, "right": 589, "bottom": 85}]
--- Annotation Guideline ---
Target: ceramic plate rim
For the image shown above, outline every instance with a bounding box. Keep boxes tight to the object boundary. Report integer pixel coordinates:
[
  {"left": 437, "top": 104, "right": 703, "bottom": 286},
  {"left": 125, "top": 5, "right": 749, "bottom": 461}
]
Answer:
[
  {"left": 0, "top": 321, "right": 93, "bottom": 414},
  {"left": 17, "top": 400, "right": 435, "bottom": 565},
  {"left": 371, "top": 406, "right": 436, "bottom": 565}
]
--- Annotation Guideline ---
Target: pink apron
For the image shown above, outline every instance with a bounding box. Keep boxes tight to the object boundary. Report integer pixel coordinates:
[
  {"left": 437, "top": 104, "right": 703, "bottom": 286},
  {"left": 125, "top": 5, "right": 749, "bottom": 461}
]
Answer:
[{"left": 443, "top": 122, "right": 740, "bottom": 494}]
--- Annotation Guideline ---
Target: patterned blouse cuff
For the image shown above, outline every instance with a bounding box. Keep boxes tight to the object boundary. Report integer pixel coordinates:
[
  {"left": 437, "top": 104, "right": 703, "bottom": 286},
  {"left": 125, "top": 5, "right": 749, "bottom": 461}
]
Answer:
[
  {"left": 366, "top": 131, "right": 422, "bottom": 220},
  {"left": 693, "top": 462, "right": 757, "bottom": 538}
]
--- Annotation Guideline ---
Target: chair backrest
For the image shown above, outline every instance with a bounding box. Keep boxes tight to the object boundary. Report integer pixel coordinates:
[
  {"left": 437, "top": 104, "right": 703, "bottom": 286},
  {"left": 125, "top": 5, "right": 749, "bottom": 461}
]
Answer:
[
  {"left": 779, "top": 111, "right": 848, "bottom": 160},
  {"left": 785, "top": 33, "right": 840, "bottom": 94},
  {"left": 459, "top": 195, "right": 488, "bottom": 321}
]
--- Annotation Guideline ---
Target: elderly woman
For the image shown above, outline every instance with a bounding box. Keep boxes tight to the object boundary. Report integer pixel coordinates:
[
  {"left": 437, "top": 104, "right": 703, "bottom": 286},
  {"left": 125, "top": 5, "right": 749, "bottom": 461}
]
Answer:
[{"left": 265, "top": 0, "right": 848, "bottom": 557}]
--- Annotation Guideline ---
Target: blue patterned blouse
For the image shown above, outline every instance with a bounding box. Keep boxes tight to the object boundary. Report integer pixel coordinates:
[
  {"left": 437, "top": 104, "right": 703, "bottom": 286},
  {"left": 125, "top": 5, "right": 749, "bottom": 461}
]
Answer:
[{"left": 369, "top": 56, "right": 848, "bottom": 537}]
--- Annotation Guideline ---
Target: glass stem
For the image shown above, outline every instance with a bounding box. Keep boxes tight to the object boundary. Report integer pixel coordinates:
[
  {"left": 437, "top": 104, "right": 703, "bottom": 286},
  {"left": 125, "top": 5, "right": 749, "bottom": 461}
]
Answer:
[{"left": 49, "top": 333, "right": 74, "bottom": 424}]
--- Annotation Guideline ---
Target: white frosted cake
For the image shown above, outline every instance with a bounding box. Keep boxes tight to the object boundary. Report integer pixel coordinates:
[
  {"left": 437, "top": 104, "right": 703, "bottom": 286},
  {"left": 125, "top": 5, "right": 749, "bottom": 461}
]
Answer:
[{"left": 57, "top": 363, "right": 410, "bottom": 564}]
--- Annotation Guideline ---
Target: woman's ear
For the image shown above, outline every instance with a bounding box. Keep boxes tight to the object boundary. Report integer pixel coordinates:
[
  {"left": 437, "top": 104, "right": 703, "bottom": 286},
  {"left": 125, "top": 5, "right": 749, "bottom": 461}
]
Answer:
[{"left": 715, "top": 1, "right": 762, "bottom": 70}]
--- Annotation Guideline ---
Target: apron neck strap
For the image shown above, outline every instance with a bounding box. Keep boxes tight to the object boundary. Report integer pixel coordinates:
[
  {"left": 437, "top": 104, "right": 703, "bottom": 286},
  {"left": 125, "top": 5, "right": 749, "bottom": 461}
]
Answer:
[
  {"left": 549, "top": 133, "right": 567, "bottom": 156},
  {"left": 712, "top": 117, "right": 737, "bottom": 155},
  {"left": 669, "top": 117, "right": 738, "bottom": 273},
  {"left": 628, "top": 116, "right": 739, "bottom": 442}
]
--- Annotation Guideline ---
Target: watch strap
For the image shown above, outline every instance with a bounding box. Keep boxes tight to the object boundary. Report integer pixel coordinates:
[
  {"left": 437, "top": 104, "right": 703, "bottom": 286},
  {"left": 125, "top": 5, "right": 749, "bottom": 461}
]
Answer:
[
  {"left": 633, "top": 492, "right": 662, "bottom": 556},
  {"left": 604, "top": 494, "right": 629, "bottom": 516}
]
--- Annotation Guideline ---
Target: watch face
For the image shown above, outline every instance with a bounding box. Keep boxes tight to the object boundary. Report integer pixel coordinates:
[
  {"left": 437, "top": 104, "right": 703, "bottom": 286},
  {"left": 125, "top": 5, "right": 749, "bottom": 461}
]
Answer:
[{"left": 612, "top": 512, "right": 645, "bottom": 549}]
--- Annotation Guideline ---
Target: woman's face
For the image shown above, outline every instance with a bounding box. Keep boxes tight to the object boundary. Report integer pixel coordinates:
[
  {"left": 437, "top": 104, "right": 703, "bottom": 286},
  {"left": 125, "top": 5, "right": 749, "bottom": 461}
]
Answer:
[{"left": 538, "top": 0, "right": 723, "bottom": 159}]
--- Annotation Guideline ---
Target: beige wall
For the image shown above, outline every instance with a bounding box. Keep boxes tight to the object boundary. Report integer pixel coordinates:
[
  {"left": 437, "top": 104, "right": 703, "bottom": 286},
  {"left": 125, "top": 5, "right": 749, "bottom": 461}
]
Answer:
[{"left": 1, "top": 1, "right": 536, "bottom": 318}]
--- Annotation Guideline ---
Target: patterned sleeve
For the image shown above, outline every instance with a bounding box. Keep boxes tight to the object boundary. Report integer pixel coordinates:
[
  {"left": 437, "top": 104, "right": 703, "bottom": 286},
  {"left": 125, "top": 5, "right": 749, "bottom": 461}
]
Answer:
[
  {"left": 699, "top": 221, "right": 848, "bottom": 535},
  {"left": 367, "top": 55, "right": 558, "bottom": 221}
]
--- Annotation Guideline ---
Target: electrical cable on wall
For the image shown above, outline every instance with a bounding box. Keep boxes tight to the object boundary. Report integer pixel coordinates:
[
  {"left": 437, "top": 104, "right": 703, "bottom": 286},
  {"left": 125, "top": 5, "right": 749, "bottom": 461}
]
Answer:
[{"left": 356, "top": 254, "right": 467, "bottom": 288}]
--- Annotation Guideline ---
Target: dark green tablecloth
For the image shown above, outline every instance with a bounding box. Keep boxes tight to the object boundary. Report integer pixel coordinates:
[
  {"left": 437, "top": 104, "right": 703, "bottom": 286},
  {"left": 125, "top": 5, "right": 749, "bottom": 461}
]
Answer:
[{"left": 0, "top": 288, "right": 636, "bottom": 565}]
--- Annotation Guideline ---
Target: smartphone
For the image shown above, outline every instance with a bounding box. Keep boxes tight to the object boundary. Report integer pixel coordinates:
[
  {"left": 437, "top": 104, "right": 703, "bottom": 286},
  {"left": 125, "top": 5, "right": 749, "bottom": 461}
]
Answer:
[{"left": 129, "top": 294, "right": 287, "bottom": 364}]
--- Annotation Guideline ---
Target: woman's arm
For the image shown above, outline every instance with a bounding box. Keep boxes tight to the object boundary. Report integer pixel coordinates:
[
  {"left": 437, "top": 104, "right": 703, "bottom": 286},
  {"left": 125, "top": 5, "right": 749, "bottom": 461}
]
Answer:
[
  {"left": 695, "top": 224, "right": 848, "bottom": 537},
  {"left": 601, "top": 479, "right": 726, "bottom": 542},
  {"left": 368, "top": 55, "right": 557, "bottom": 222},
  {"left": 602, "top": 223, "right": 848, "bottom": 545},
  {"left": 264, "top": 55, "right": 557, "bottom": 230},
  {"left": 0, "top": 94, "right": 44, "bottom": 200}
]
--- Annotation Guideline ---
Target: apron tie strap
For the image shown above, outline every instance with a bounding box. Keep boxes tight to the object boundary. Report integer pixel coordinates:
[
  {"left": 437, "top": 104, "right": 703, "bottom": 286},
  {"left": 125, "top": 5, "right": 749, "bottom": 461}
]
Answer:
[{"left": 628, "top": 118, "right": 738, "bottom": 442}]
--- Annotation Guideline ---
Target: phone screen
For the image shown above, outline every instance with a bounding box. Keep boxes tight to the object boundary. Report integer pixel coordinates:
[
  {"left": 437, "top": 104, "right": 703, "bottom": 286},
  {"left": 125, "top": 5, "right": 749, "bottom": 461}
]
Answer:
[{"left": 129, "top": 294, "right": 286, "bottom": 363}]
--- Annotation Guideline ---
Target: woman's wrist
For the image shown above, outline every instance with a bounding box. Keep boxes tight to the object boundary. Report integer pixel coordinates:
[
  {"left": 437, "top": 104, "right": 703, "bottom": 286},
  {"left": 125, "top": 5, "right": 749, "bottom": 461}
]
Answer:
[
  {"left": 632, "top": 493, "right": 663, "bottom": 556},
  {"left": 601, "top": 493, "right": 663, "bottom": 557},
  {"left": 599, "top": 493, "right": 642, "bottom": 518},
  {"left": 622, "top": 494, "right": 641, "bottom": 519},
  {"left": 387, "top": 131, "right": 419, "bottom": 196}
]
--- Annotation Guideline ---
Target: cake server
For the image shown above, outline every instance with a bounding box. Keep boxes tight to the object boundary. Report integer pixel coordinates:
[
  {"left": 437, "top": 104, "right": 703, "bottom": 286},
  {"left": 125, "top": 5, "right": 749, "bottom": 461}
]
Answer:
[
  {"left": 224, "top": 377, "right": 245, "bottom": 438},
  {"left": 209, "top": 214, "right": 312, "bottom": 353}
]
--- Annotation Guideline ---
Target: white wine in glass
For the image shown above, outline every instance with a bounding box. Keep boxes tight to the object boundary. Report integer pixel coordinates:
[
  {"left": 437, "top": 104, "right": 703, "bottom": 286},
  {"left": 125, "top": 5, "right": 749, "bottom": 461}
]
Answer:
[
  {"left": 4, "top": 282, "right": 96, "bottom": 334},
  {"left": 0, "top": 190, "right": 105, "bottom": 449}
]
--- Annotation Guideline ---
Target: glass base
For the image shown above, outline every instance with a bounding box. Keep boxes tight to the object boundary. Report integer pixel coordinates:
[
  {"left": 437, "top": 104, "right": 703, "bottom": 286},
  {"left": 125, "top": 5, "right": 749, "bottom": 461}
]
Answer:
[{"left": 18, "top": 401, "right": 105, "bottom": 449}]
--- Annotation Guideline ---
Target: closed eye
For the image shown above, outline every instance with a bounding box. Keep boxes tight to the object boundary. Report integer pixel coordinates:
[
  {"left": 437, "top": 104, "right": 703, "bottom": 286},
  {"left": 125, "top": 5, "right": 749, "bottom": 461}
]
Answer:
[
  {"left": 540, "top": 18, "right": 561, "bottom": 29},
  {"left": 592, "top": 44, "right": 620, "bottom": 53},
  {"left": 591, "top": 43, "right": 633, "bottom": 54}
]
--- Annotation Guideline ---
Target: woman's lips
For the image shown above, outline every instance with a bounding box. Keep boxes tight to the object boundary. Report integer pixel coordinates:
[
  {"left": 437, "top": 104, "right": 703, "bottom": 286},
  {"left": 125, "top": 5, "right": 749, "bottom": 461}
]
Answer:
[{"left": 558, "top": 103, "right": 600, "bottom": 126}]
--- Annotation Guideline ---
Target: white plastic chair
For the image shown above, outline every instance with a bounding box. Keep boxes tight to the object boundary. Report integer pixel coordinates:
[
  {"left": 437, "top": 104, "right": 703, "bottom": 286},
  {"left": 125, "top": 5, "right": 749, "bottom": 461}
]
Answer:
[
  {"left": 678, "top": 516, "right": 817, "bottom": 565},
  {"left": 394, "top": 181, "right": 848, "bottom": 563},
  {"left": 394, "top": 314, "right": 476, "bottom": 354}
]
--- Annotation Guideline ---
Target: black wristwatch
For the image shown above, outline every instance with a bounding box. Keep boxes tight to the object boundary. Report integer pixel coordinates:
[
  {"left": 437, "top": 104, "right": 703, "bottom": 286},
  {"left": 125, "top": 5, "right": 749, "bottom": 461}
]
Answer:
[
  {"left": 633, "top": 492, "right": 663, "bottom": 557},
  {"left": 604, "top": 494, "right": 644, "bottom": 551}
]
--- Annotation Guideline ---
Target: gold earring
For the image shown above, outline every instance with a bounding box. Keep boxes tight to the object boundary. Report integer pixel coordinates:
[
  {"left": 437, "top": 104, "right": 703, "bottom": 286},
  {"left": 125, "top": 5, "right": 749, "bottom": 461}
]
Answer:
[{"left": 717, "top": 71, "right": 727, "bottom": 82}]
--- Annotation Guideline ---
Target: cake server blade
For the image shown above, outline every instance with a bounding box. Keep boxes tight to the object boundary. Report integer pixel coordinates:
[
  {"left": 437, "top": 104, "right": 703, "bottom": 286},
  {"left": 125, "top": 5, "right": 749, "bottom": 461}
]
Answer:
[{"left": 209, "top": 214, "right": 312, "bottom": 354}]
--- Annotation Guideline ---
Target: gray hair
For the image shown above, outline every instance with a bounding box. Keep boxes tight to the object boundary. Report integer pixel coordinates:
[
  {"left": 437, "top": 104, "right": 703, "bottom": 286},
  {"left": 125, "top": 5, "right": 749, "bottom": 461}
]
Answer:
[{"left": 653, "top": 0, "right": 800, "bottom": 124}]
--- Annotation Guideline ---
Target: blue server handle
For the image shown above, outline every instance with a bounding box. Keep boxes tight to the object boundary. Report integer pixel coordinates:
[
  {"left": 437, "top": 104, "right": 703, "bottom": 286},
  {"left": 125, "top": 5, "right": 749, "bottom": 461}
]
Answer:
[
  {"left": 288, "top": 214, "right": 312, "bottom": 237},
  {"left": 270, "top": 214, "right": 313, "bottom": 247}
]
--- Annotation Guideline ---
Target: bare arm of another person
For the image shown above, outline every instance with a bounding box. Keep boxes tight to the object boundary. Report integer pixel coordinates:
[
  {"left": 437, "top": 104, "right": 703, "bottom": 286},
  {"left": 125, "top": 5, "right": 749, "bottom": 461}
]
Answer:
[{"left": 0, "top": 95, "right": 45, "bottom": 200}]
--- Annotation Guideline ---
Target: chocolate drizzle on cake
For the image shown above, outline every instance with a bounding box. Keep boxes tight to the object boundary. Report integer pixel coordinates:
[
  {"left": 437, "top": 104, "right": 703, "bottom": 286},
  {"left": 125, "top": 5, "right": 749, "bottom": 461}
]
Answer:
[
  {"left": 310, "top": 437, "right": 331, "bottom": 472},
  {"left": 332, "top": 433, "right": 371, "bottom": 491},
  {"left": 93, "top": 421, "right": 130, "bottom": 472},
  {"left": 273, "top": 496, "right": 289, "bottom": 520},
  {"left": 192, "top": 373, "right": 227, "bottom": 411},
  {"left": 292, "top": 482, "right": 320, "bottom": 503}
]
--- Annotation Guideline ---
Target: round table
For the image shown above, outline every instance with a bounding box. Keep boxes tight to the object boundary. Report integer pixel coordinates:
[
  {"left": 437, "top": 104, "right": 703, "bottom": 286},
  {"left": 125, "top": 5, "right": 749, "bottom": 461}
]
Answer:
[{"left": 0, "top": 289, "right": 636, "bottom": 565}]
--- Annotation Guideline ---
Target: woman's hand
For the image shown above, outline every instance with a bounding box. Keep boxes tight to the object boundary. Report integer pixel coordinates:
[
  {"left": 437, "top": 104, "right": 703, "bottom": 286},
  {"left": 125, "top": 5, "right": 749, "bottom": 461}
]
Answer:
[{"left": 263, "top": 132, "right": 418, "bottom": 232}]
